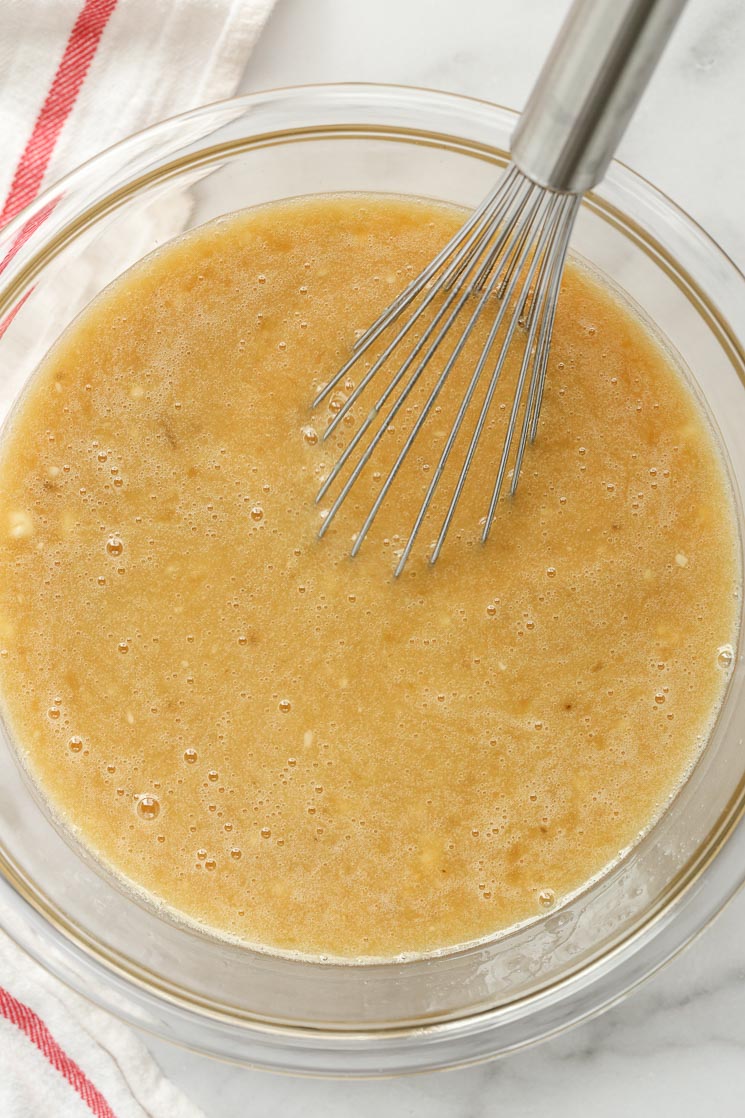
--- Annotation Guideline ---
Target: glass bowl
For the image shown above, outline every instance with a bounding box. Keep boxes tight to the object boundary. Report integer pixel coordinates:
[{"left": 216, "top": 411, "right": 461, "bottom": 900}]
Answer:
[{"left": 0, "top": 84, "right": 743, "bottom": 1078}]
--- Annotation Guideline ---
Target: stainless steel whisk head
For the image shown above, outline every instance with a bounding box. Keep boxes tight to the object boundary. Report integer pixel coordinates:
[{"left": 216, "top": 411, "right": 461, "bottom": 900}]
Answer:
[
  {"left": 313, "top": 168, "right": 580, "bottom": 575},
  {"left": 312, "top": 0, "right": 687, "bottom": 573}
]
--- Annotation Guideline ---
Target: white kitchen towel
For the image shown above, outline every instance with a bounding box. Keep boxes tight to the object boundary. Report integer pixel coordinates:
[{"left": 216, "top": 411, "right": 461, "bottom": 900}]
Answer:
[
  {"left": 0, "top": 0, "right": 276, "bottom": 223},
  {"left": 0, "top": 0, "right": 276, "bottom": 1113},
  {"left": 0, "top": 927, "right": 203, "bottom": 1118}
]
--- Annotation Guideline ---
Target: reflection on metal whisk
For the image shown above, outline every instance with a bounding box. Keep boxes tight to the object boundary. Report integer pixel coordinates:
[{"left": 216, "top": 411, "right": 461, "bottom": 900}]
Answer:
[
  {"left": 312, "top": 0, "right": 687, "bottom": 573},
  {"left": 313, "top": 168, "right": 579, "bottom": 575}
]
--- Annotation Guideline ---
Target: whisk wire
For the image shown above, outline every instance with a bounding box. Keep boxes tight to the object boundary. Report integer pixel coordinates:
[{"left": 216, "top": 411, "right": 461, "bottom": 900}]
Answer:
[
  {"left": 318, "top": 177, "right": 545, "bottom": 536},
  {"left": 527, "top": 194, "right": 581, "bottom": 445},
  {"left": 428, "top": 192, "right": 565, "bottom": 567},
  {"left": 314, "top": 166, "right": 523, "bottom": 427},
  {"left": 316, "top": 284, "right": 462, "bottom": 510},
  {"left": 312, "top": 164, "right": 582, "bottom": 570},
  {"left": 316, "top": 295, "right": 461, "bottom": 535},
  {"left": 322, "top": 255, "right": 465, "bottom": 442},
  {"left": 505, "top": 199, "right": 574, "bottom": 503},
  {"left": 320, "top": 276, "right": 485, "bottom": 540},
  {"left": 401, "top": 191, "right": 569, "bottom": 572},
  {"left": 349, "top": 166, "right": 519, "bottom": 353},
  {"left": 357, "top": 188, "right": 557, "bottom": 566},
  {"left": 477, "top": 196, "right": 570, "bottom": 542},
  {"left": 345, "top": 277, "right": 492, "bottom": 553},
  {"left": 482, "top": 195, "right": 579, "bottom": 538},
  {"left": 442, "top": 170, "right": 526, "bottom": 293}
]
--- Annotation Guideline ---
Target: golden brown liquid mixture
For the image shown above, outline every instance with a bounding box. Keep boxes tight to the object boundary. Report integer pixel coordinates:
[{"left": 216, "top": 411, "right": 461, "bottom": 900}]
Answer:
[{"left": 0, "top": 196, "right": 737, "bottom": 958}]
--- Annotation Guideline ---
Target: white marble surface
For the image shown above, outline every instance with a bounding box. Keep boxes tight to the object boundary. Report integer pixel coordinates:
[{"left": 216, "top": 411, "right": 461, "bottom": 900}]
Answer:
[{"left": 141, "top": 0, "right": 745, "bottom": 1112}]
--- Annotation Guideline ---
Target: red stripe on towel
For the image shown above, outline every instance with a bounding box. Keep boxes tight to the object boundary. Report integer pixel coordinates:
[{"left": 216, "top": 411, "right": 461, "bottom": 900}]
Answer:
[
  {"left": 0, "top": 0, "right": 119, "bottom": 225},
  {"left": 0, "top": 197, "right": 60, "bottom": 337},
  {"left": 0, "top": 197, "right": 59, "bottom": 275},
  {"left": 0, "top": 985, "right": 119, "bottom": 1117}
]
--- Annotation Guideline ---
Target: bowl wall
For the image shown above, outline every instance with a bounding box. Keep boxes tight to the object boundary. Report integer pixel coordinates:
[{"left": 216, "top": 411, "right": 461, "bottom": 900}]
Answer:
[{"left": 0, "top": 85, "right": 743, "bottom": 1076}]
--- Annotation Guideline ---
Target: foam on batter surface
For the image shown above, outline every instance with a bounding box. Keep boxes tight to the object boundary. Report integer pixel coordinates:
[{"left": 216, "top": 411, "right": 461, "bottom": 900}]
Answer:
[{"left": 0, "top": 195, "right": 737, "bottom": 957}]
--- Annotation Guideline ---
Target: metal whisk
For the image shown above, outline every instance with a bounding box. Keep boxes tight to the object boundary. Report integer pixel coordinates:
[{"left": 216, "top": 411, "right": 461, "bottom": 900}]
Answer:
[{"left": 313, "top": 0, "right": 687, "bottom": 573}]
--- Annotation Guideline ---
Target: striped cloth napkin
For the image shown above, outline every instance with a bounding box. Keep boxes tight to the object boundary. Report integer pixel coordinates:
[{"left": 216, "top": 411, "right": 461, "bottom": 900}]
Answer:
[
  {"left": 0, "top": 922, "right": 203, "bottom": 1118},
  {"left": 0, "top": 0, "right": 276, "bottom": 1113},
  {"left": 0, "top": 0, "right": 275, "bottom": 222}
]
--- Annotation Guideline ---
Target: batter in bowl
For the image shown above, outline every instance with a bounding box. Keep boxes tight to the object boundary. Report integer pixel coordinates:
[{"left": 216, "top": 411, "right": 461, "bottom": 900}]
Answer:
[{"left": 0, "top": 195, "right": 737, "bottom": 957}]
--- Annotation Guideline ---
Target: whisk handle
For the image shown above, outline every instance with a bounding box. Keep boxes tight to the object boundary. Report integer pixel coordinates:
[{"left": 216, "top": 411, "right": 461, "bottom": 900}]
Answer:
[{"left": 511, "top": 0, "right": 687, "bottom": 194}]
